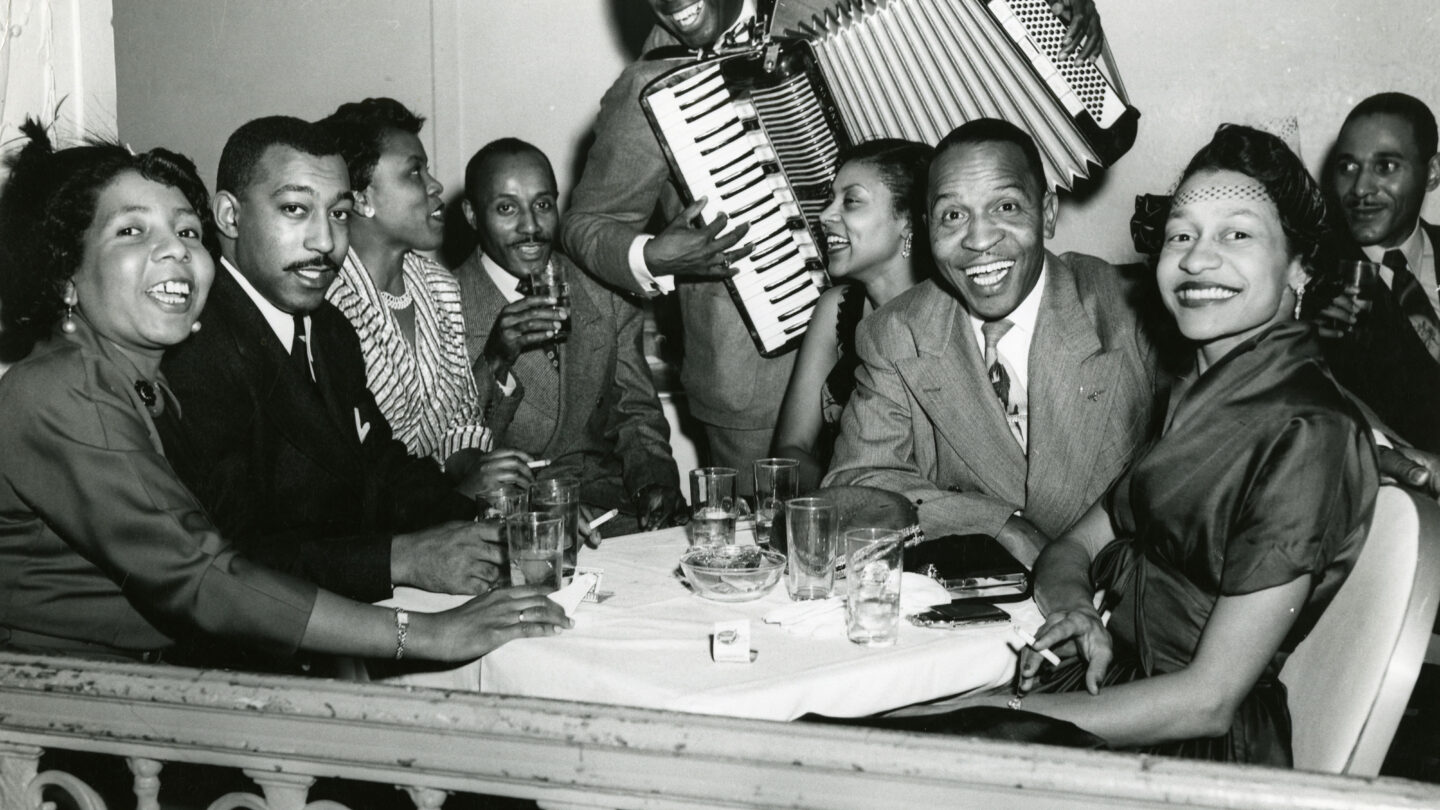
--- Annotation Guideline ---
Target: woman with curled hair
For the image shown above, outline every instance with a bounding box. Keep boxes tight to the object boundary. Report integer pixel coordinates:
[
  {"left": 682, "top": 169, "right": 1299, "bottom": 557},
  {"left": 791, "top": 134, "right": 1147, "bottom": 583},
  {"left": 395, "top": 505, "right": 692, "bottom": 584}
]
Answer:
[
  {"left": 0, "top": 121, "right": 568, "bottom": 664},
  {"left": 772, "top": 139, "right": 932, "bottom": 491},
  {"left": 876, "top": 125, "right": 1376, "bottom": 766}
]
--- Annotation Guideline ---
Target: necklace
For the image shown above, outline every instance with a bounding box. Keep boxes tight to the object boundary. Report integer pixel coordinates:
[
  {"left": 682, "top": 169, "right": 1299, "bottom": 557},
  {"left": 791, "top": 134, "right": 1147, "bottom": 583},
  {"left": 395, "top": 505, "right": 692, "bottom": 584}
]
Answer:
[{"left": 380, "top": 286, "right": 412, "bottom": 310}]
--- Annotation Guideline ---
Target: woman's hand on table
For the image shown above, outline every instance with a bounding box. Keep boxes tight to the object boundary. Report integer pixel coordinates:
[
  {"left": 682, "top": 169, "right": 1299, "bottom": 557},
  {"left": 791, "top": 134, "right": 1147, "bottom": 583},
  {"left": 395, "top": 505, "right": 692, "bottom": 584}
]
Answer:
[
  {"left": 1018, "top": 606, "right": 1112, "bottom": 695},
  {"left": 635, "top": 484, "right": 686, "bottom": 531},
  {"left": 419, "top": 585, "right": 572, "bottom": 661}
]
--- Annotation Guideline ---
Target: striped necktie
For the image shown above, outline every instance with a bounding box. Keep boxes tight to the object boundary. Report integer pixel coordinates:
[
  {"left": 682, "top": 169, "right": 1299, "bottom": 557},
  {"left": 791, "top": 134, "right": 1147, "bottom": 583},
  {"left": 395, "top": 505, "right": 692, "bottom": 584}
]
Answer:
[
  {"left": 1383, "top": 249, "right": 1440, "bottom": 362},
  {"left": 981, "top": 319, "right": 1027, "bottom": 450}
]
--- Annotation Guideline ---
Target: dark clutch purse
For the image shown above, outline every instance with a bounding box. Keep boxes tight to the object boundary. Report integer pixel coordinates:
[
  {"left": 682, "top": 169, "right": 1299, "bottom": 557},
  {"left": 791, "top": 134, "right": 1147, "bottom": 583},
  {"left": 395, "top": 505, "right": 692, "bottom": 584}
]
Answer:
[{"left": 903, "top": 534, "right": 1030, "bottom": 599}]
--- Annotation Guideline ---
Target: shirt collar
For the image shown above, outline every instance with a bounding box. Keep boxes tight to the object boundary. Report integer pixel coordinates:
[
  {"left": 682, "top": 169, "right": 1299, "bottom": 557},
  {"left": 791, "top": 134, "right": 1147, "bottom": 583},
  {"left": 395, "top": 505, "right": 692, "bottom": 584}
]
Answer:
[
  {"left": 479, "top": 251, "right": 525, "bottom": 303},
  {"left": 1360, "top": 221, "right": 1426, "bottom": 270},
  {"left": 221, "top": 256, "right": 305, "bottom": 347}
]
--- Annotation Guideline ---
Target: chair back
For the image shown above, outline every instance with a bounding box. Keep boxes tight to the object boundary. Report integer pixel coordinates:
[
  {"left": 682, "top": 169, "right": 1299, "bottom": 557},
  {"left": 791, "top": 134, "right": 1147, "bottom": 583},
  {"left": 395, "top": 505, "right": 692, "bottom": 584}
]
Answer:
[{"left": 1279, "top": 485, "right": 1440, "bottom": 775}]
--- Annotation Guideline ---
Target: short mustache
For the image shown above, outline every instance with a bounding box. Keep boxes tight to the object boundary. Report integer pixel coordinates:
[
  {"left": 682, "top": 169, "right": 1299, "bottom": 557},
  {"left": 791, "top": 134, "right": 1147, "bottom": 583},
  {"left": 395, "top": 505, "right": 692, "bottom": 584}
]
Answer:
[{"left": 283, "top": 257, "right": 340, "bottom": 274}]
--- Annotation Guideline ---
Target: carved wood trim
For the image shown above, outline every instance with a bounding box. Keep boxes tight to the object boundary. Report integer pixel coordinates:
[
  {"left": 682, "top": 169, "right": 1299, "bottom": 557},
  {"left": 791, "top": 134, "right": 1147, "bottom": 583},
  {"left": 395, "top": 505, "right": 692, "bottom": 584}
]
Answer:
[{"left": 0, "top": 653, "right": 1436, "bottom": 809}]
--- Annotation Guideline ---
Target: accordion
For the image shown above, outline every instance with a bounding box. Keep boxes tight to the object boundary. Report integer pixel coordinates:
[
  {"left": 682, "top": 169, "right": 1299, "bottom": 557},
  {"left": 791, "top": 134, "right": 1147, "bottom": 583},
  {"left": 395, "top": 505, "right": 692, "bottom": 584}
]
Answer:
[{"left": 641, "top": 0, "right": 1140, "bottom": 356}]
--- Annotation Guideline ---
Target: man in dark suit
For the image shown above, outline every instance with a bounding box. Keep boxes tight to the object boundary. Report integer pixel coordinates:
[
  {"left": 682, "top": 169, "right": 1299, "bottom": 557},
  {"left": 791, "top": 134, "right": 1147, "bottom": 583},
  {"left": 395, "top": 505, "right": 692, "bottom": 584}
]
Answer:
[
  {"left": 159, "top": 117, "right": 501, "bottom": 605},
  {"left": 824, "top": 119, "right": 1159, "bottom": 566},
  {"left": 457, "top": 138, "right": 685, "bottom": 534},
  {"left": 1310, "top": 92, "right": 1440, "bottom": 452}
]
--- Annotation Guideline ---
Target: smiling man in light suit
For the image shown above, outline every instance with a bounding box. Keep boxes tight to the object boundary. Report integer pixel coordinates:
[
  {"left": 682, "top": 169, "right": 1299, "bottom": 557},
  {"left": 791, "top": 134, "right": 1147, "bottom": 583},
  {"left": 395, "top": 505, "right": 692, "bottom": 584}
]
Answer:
[{"left": 824, "top": 119, "right": 1160, "bottom": 566}]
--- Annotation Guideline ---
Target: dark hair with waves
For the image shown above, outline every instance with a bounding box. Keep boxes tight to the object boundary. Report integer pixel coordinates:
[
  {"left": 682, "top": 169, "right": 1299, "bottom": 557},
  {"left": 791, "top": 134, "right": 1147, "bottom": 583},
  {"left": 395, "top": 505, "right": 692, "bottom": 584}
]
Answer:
[
  {"left": 1176, "top": 124, "right": 1327, "bottom": 265},
  {"left": 319, "top": 97, "right": 426, "bottom": 192},
  {"left": 0, "top": 119, "right": 210, "bottom": 360},
  {"left": 840, "top": 138, "right": 934, "bottom": 230}
]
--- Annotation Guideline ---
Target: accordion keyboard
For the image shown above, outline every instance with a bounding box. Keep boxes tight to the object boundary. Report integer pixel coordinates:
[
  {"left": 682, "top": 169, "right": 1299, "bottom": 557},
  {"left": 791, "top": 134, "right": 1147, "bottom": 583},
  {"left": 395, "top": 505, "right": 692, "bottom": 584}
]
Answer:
[
  {"left": 645, "top": 60, "right": 826, "bottom": 356},
  {"left": 987, "top": 0, "right": 1126, "bottom": 129}
]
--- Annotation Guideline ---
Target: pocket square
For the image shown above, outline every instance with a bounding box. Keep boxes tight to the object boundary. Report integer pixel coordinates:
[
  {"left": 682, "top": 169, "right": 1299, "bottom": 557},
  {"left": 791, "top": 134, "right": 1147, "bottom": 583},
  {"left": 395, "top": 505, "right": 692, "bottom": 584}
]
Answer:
[{"left": 354, "top": 408, "right": 372, "bottom": 443}]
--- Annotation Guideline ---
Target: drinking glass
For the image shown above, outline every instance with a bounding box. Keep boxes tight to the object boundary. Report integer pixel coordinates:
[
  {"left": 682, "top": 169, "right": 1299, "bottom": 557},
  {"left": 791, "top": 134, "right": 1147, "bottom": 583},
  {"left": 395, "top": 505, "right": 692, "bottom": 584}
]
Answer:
[
  {"left": 844, "top": 528, "right": 904, "bottom": 647},
  {"left": 753, "top": 458, "right": 799, "bottom": 548},
  {"left": 477, "top": 482, "right": 529, "bottom": 520},
  {"left": 531, "top": 477, "right": 580, "bottom": 571},
  {"left": 1338, "top": 259, "right": 1380, "bottom": 319},
  {"left": 784, "top": 497, "right": 837, "bottom": 600},
  {"left": 689, "top": 467, "right": 746, "bottom": 546},
  {"left": 527, "top": 262, "right": 571, "bottom": 339},
  {"left": 505, "top": 511, "right": 565, "bottom": 593}
]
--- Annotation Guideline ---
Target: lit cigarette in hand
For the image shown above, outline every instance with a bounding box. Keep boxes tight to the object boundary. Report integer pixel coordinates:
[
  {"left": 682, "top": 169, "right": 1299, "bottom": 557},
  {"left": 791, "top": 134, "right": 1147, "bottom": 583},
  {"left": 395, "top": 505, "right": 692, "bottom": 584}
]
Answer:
[
  {"left": 527, "top": 459, "right": 552, "bottom": 469},
  {"left": 1012, "top": 626, "right": 1062, "bottom": 667},
  {"left": 588, "top": 508, "right": 620, "bottom": 531}
]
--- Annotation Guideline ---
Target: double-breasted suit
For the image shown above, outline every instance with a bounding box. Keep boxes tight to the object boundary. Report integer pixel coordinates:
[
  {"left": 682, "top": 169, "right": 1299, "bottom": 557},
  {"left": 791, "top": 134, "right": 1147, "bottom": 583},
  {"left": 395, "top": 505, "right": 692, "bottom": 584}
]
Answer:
[
  {"left": 158, "top": 268, "right": 473, "bottom": 604},
  {"left": 454, "top": 251, "right": 679, "bottom": 515},
  {"left": 825, "top": 252, "right": 1160, "bottom": 540}
]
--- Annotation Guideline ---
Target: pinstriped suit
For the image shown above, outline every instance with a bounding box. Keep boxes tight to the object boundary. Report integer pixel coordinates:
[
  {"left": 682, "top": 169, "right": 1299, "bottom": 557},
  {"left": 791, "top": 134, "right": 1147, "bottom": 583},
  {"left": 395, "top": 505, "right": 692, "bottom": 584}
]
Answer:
[{"left": 824, "top": 252, "right": 1161, "bottom": 541}]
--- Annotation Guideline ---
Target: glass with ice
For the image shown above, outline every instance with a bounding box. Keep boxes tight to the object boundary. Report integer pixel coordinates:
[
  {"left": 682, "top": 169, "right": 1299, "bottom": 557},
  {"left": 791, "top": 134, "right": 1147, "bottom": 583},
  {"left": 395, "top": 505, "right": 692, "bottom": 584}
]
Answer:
[
  {"left": 844, "top": 528, "right": 904, "bottom": 647},
  {"left": 505, "top": 511, "right": 565, "bottom": 593}
]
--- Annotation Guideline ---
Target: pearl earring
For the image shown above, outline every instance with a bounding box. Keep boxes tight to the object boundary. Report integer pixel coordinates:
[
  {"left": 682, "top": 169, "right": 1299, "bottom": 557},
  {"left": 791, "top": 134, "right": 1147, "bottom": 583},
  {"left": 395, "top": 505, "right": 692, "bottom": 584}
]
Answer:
[
  {"left": 61, "top": 284, "right": 78, "bottom": 334},
  {"left": 190, "top": 321, "right": 203, "bottom": 334}
]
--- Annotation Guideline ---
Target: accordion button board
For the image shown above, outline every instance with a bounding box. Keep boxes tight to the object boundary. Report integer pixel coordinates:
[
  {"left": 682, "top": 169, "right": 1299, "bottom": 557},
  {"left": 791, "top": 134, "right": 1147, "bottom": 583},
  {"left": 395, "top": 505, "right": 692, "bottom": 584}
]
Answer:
[{"left": 643, "top": 47, "right": 844, "bottom": 357}]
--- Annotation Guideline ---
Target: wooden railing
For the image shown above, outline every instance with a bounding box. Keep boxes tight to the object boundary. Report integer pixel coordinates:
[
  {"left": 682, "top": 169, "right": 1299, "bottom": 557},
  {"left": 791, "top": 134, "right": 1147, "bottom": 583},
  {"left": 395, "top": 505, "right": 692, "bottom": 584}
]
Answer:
[{"left": 1, "top": 653, "right": 1437, "bottom": 810}]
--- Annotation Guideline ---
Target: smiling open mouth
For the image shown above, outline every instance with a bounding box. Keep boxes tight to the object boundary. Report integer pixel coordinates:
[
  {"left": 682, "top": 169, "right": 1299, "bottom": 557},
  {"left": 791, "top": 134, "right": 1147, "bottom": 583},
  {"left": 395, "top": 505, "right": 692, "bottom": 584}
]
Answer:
[
  {"left": 667, "top": 0, "right": 706, "bottom": 31},
  {"left": 965, "top": 259, "right": 1013, "bottom": 288},
  {"left": 146, "top": 279, "right": 193, "bottom": 306},
  {"left": 825, "top": 233, "right": 849, "bottom": 252},
  {"left": 1174, "top": 283, "right": 1239, "bottom": 304}
]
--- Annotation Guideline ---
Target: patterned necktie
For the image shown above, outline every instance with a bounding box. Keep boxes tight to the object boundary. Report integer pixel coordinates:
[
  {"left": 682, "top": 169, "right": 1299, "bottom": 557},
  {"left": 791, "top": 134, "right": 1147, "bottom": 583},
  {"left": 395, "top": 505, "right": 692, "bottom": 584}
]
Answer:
[
  {"left": 981, "top": 319, "right": 1027, "bottom": 450},
  {"left": 1383, "top": 249, "right": 1440, "bottom": 362},
  {"left": 289, "top": 314, "right": 315, "bottom": 383},
  {"left": 515, "top": 277, "right": 562, "bottom": 371}
]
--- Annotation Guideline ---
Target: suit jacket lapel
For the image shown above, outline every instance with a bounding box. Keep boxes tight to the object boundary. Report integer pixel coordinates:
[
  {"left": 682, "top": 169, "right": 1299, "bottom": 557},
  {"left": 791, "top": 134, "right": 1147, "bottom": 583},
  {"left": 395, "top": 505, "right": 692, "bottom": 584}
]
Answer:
[
  {"left": 211, "top": 271, "right": 357, "bottom": 473},
  {"left": 894, "top": 284, "right": 1027, "bottom": 501},
  {"left": 548, "top": 256, "right": 606, "bottom": 456},
  {"left": 1027, "top": 253, "right": 1122, "bottom": 524}
]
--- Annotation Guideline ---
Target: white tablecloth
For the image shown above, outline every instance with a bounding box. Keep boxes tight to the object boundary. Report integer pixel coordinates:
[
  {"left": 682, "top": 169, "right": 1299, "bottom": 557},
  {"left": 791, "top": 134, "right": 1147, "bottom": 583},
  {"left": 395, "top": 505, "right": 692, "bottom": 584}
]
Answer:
[{"left": 379, "top": 526, "right": 1043, "bottom": 721}]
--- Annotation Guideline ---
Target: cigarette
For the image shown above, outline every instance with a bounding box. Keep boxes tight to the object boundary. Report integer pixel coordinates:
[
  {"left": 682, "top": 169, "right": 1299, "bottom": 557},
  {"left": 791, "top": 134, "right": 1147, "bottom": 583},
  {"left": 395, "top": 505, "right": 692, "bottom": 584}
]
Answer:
[
  {"left": 1012, "top": 626, "right": 1062, "bottom": 667},
  {"left": 587, "top": 508, "right": 620, "bottom": 531},
  {"left": 527, "top": 459, "right": 552, "bottom": 469}
]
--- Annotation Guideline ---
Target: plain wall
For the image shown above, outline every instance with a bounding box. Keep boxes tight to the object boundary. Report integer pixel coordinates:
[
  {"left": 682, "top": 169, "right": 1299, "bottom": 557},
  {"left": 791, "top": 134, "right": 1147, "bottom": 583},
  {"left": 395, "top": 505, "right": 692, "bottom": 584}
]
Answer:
[{"left": 114, "top": 0, "right": 1440, "bottom": 265}]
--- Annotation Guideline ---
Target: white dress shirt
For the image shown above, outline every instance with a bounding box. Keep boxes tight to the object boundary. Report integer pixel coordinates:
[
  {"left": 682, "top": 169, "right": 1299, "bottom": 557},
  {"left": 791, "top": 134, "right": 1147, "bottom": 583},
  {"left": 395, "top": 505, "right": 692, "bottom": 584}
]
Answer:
[{"left": 221, "top": 257, "right": 311, "bottom": 375}]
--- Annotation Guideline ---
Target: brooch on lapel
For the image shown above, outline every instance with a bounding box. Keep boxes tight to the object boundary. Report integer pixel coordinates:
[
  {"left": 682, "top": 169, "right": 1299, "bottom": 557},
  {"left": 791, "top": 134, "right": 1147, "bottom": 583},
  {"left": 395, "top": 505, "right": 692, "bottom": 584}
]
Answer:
[{"left": 134, "top": 379, "right": 163, "bottom": 417}]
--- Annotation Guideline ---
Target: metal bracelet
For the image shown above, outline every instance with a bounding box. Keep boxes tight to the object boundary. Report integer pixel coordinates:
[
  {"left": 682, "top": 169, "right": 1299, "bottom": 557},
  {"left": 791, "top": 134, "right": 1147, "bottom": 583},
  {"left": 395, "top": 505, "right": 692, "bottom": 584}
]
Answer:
[
  {"left": 394, "top": 606, "right": 410, "bottom": 661},
  {"left": 1006, "top": 694, "right": 1023, "bottom": 711}
]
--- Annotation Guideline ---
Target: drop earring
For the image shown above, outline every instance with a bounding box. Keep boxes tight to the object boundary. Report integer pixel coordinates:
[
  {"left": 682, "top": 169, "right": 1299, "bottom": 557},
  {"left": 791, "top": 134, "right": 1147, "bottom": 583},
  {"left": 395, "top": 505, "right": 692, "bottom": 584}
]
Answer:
[
  {"left": 902, "top": 232, "right": 913, "bottom": 259},
  {"left": 1290, "top": 283, "right": 1305, "bottom": 320},
  {"left": 190, "top": 321, "right": 203, "bottom": 334},
  {"left": 61, "top": 283, "right": 78, "bottom": 334}
]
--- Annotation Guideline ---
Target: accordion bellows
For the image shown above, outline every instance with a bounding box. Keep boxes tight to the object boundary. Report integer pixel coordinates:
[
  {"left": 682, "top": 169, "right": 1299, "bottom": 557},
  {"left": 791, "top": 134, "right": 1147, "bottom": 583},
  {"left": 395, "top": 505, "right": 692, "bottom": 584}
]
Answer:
[
  {"left": 789, "top": 0, "right": 1139, "bottom": 190},
  {"left": 641, "top": 0, "right": 1140, "bottom": 355}
]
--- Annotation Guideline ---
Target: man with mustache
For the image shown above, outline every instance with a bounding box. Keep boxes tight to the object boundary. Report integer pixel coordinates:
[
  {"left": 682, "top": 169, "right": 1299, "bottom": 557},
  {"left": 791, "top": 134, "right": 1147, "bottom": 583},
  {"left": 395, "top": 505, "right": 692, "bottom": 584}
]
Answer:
[
  {"left": 824, "top": 119, "right": 1159, "bottom": 567},
  {"left": 1308, "top": 92, "right": 1440, "bottom": 452},
  {"left": 159, "top": 117, "right": 502, "bottom": 625},
  {"left": 455, "top": 138, "right": 685, "bottom": 534}
]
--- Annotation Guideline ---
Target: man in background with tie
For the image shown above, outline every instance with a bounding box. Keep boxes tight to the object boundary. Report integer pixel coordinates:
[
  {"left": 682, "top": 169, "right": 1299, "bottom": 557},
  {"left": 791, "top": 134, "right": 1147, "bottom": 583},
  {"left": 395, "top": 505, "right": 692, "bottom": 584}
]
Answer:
[
  {"left": 159, "top": 117, "right": 502, "bottom": 620},
  {"left": 1312, "top": 92, "right": 1440, "bottom": 452},
  {"left": 824, "top": 119, "right": 1159, "bottom": 566},
  {"left": 455, "top": 138, "right": 685, "bottom": 535}
]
